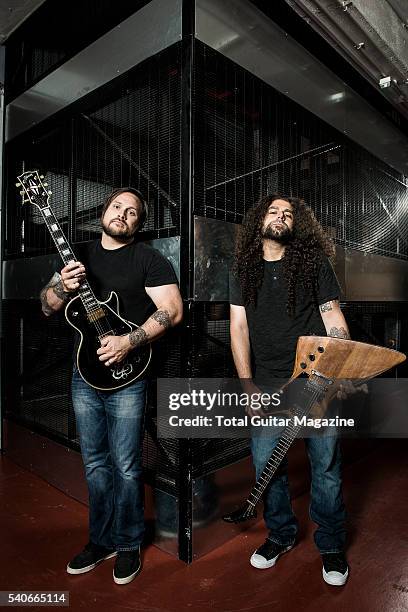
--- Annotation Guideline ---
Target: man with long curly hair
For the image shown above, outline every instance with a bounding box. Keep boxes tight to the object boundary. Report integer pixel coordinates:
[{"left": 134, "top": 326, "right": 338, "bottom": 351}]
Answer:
[{"left": 229, "top": 193, "right": 350, "bottom": 586}]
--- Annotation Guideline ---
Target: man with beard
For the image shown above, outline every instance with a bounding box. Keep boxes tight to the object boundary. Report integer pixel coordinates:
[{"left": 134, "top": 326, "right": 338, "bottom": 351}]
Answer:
[
  {"left": 229, "top": 194, "right": 350, "bottom": 586},
  {"left": 40, "top": 187, "right": 182, "bottom": 584}
]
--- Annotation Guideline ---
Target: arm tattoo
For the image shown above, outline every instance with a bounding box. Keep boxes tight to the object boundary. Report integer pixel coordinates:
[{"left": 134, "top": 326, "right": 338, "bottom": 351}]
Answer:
[
  {"left": 52, "top": 280, "right": 73, "bottom": 301},
  {"left": 129, "top": 326, "right": 148, "bottom": 348},
  {"left": 40, "top": 272, "right": 70, "bottom": 315},
  {"left": 39, "top": 286, "right": 55, "bottom": 316},
  {"left": 128, "top": 310, "right": 172, "bottom": 347},
  {"left": 328, "top": 326, "right": 350, "bottom": 340},
  {"left": 151, "top": 309, "right": 171, "bottom": 330},
  {"left": 319, "top": 300, "right": 337, "bottom": 313}
]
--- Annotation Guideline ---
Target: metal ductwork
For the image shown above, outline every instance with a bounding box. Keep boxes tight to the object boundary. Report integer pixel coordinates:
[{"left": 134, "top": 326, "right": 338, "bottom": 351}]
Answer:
[
  {"left": 285, "top": 0, "right": 408, "bottom": 120},
  {"left": 0, "top": 0, "right": 46, "bottom": 43}
]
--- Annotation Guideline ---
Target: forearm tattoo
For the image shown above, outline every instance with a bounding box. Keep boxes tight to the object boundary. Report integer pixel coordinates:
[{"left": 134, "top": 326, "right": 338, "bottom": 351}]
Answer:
[
  {"left": 40, "top": 272, "right": 70, "bottom": 315},
  {"left": 151, "top": 309, "right": 171, "bottom": 330},
  {"left": 129, "top": 327, "right": 148, "bottom": 348},
  {"left": 328, "top": 326, "right": 350, "bottom": 339},
  {"left": 52, "top": 280, "right": 73, "bottom": 301},
  {"left": 39, "top": 286, "right": 55, "bottom": 316},
  {"left": 128, "top": 310, "right": 172, "bottom": 347},
  {"left": 319, "top": 300, "right": 337, "bottom": 313}
]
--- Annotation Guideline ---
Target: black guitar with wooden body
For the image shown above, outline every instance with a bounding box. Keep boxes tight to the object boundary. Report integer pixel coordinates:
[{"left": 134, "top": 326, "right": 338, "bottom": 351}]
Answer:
[{"left": 17, "top": 170, "right": 152, "bottom": 391}]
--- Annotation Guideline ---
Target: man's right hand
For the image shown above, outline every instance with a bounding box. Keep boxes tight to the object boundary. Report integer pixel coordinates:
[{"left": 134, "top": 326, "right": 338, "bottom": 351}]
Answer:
[
  {"left": 241, "top": 379, "right": 267, "bottom": 418},
  {"left": 61, "top": 261, "right": 86, "bottom": 292}
]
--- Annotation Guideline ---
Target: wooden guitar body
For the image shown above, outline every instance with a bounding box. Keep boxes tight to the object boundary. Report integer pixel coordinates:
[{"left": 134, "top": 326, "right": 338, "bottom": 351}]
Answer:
[{"left": 291, "top": 336, "right": 406, "bottom": 381}]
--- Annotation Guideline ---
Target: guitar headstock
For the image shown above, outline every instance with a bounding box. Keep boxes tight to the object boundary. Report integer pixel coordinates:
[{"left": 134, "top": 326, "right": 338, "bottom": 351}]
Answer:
[{"left": 16, "top": 170, "right": 52, "bottom": 210}]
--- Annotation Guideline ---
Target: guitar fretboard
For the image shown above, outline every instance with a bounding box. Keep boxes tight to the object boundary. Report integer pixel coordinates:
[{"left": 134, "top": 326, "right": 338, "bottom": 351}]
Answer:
[
  {"left": 247, "top": 375, "right": 331, "bottom": 507},
  {"left": 40, "top": 204, "right": 101, "bottom": 316}
]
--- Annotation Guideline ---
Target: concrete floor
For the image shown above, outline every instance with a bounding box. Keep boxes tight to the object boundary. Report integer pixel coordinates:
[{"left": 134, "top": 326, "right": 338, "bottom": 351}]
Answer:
[{"left": 1, "top": 439, "right": 407, "bottom": 611}]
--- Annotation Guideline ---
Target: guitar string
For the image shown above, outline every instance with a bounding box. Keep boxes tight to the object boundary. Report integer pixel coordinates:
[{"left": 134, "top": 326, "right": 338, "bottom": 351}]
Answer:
[
  {"left": 44, "top": 213, "right": 115, "bottom": 339},
  {"left": 247, "top": 381, "right": 327, "bottom": 505},
  {"left": 40, "top": 202, "right": 136, "bottom": 358},
  {"left": 23, "top": 182, "right": 144, "bottom": 379},
  {"left": 249, "top": 384, "right": 325, "bottom": 502},
  {"left": 246, "top": 372, "right": 374, "bottom": 509},
  {"left": 27, "top": 183, "right": 118, "bottom": 343}
]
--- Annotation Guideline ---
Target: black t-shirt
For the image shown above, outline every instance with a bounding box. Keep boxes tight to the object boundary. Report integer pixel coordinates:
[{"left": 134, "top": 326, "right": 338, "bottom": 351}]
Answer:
[
  {"left": 78, "top": 239, "right": 177, "bottom": 325},
  {"left": 229, "top": 257, "right": 341, "bottom": 383}
]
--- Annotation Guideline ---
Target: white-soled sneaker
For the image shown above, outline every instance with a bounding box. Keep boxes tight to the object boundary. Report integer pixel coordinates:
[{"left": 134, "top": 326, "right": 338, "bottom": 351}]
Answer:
[
  {"left": 322, "top": 552, "right": 349, "bottom": 586},
  {"left": 250, "top": 539, "right": 294, "bottom": 569},
  {"left": 113, "top": 547, "right": 141, "bottom": 585},
  {"left": 67, "top": 542, "right": 117, "bottom": 575}
]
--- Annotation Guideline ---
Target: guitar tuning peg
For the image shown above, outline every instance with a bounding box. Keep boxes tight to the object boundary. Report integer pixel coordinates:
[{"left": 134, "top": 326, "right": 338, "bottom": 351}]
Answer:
[
  {"left": 40, "top": 175, "right": 44, "bottom": 179},
  {"left": 16, "top": 182, "right": 21, "bottom": 187},
  {"left": 48, "top": 190, "right": 52, "bottom": 195},
  {"left": 20, "top": 191, "right": 25, "bottom": 195},
  {"left": 43, "top": 182, "right": 48, "bottom": 186}
]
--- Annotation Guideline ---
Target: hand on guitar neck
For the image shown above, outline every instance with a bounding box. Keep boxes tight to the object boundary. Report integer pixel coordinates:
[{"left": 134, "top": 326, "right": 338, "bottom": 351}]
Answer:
[
  {"left": 41, "top": 261, "right": 86, "bottom": 316},
  {"left": 310, "top": 379, "right": 369, "bottom": 418},
  {"left": 61, "top": 261, "right": 86, "bottom": 293},
  {"left": 240, "top": 379, "right": 269, "bottom": 418},
  {"left": 246, "top": 376, "right": 369, "bottom": 420}
]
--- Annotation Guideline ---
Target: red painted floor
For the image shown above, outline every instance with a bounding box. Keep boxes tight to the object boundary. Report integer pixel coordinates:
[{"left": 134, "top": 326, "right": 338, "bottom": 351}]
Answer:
[{"left": 1, "top": 440, "right": 407, "bottom": 612}]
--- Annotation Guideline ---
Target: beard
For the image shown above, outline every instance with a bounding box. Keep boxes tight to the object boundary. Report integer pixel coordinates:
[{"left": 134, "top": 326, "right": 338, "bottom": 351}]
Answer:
[
  {"left": 262, "top": 222, "right": 293, "bottom": 243},
  {"left": 101, "top": 218, "right": 137, "bottom": 243}
]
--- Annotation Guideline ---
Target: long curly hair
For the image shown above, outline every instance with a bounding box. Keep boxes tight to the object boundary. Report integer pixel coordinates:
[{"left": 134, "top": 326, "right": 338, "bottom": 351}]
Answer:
[{"left": 234, "top": 193, "right": 335, "bottom": 315}]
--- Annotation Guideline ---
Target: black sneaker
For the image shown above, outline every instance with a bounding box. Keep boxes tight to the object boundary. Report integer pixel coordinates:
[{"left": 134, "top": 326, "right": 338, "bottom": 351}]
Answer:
[
  {"left": 66, "top": 542, "right": 117, "bottom": 575},
  {"left": 113, "top": 547, "right": 141, "bottom": 585},
  {"left": 322, "top": 552, "right": 349, "bottom": 586},
  {"left": 250, "top": 539, "right": 294, "bottom": 569}
]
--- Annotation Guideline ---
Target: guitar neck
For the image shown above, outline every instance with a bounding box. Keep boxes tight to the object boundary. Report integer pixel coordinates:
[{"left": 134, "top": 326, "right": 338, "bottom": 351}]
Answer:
[
  {"left": 246, "top": 374, "right": 332, "bottom": 508},
  {"left": 40, "top": 205, "right": 99, "bottom": 312}
]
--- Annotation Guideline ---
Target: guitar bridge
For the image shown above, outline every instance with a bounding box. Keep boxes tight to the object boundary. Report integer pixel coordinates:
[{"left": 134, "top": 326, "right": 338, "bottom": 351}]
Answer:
[{"left": 310, "top": 369, "right": 333, "bottom": 384}]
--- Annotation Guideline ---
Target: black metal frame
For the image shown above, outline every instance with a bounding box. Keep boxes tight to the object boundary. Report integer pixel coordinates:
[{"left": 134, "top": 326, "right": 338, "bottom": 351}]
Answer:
[
  {"left": 176, "top": 0, "right": 196, "bottom": 565},
  {"left": 0, "top": 46, "right": 6, "bottom": 452}
]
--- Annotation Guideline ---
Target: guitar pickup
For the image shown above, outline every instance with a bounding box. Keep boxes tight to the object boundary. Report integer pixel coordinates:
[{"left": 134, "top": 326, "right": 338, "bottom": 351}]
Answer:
[{"left": 87, "top": 308, "right": 106, "bottom": 322}]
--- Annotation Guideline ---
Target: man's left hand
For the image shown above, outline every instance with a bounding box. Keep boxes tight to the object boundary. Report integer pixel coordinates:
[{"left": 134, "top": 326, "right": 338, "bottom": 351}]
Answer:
[
  {"left": 97, "top": 335, "right": 132, "bottom": 366},
  {"left": 335, "top": 380, "right": 369, "bottom": 400}
]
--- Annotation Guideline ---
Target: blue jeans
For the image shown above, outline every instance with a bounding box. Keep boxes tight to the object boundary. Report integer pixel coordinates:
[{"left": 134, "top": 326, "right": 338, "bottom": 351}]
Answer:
[
  {"left": 251, "top": 435, "right": 346, "bottom": 553},
  {"left": 71, "top": 368, "right": 147, "bottom": 551}
]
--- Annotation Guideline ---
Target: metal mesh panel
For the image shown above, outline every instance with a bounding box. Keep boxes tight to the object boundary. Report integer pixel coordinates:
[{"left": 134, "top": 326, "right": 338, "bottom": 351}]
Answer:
[
  {"left": 187, "top": 303, "right": 250, "bottom": 478},
  {"left": 189, "top": 304, "right": 234, "bottom": 378},
  {"left": 5, "top": 44, "right": 182, "bottom": 257},
  {"left": 6, "top": 124, "right": 71, "bottom": 257},
  {"left": 143, "top": 329, "right": 183, "bottom": 494},
  {"left": 3, "top": 301, "right": 76, "bottom": 441},
  {"left": 74, "top": 49, "right": 182, "bottom": 242},
  {"left": 194, "top": 42, "right": 408, "bottom": 259},
  {"left": 344, "top": 149, "right": 408, "bottom": 257}
]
